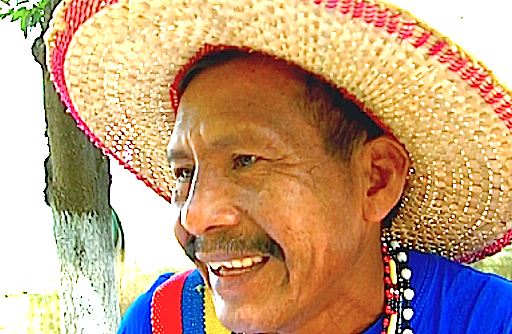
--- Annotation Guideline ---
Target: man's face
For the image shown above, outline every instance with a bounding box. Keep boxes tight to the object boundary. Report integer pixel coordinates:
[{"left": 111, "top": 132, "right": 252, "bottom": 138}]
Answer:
[{"left": 168, "top": 57, "right": 377, "bottom": 333}]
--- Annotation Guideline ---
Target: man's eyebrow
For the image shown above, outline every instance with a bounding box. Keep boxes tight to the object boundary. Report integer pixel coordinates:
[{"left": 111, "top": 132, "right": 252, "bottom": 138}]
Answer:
[
  {"left": 210, "top": 125, "right": 281, "bottom": 150},
  {"left": 167, "top": 127, "right": 281, "bottom": 161},
  {"left": 211, "top": 136, "right": 239, "bottom": 150},
  {"left": 166, "top": 137, "right": 238, "bottom": 162},
  {"left": 167, "top": 149, "right": 192, "bottom": 162}
]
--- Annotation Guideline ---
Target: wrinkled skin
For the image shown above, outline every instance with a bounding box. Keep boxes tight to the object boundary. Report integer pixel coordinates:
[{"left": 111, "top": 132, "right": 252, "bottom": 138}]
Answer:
[{"left": 168, "top": 56, "right": 409, "bottom": 334}]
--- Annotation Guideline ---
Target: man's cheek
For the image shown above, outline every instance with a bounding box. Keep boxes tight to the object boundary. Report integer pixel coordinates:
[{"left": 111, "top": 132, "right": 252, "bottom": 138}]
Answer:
[
  {"left": 196, "top": 262, "right": 211, "bottom": 288},
  {"left": 174, "top": 219, "right": 189, "bottom": 249}
]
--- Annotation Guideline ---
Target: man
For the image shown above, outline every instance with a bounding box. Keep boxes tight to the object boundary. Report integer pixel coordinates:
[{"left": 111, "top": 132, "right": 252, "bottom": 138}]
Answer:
[{"left": 45, "top": 0, "right": 512, "bottom": 333}]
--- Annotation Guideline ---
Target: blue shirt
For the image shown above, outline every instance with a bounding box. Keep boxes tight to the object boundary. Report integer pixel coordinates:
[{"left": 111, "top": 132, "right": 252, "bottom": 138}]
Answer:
[{"left": 118, "top": 251, "right": 512, "bottom": 334}]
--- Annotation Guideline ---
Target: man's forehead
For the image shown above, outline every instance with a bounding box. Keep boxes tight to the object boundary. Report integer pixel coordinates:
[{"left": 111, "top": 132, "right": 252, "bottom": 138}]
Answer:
[
  {"left": 181, "top": 53, "right": 308, "bottom": 94},
  {"left": 176, "top": 56, "right": 310, "bottom": 129},
  {"left": 167, "top": 55, "right": 317, "bottom": 160},
  {"left": 168, "top": 111, "right": 294, "bottom": 160},
  {"left": 174, "top": 59, "right": 306, "bottom": 128}
]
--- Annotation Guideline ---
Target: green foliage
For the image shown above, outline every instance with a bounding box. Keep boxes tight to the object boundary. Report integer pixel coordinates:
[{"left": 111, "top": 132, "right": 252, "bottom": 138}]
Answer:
[{"left": 0, "top": 0, "right": 49, "bottom": 37}]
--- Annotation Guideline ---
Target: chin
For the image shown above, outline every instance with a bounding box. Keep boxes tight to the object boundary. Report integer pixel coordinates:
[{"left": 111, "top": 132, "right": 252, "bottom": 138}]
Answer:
[{"left": 216, "top": 301, "right": 282, "bottom": 334}]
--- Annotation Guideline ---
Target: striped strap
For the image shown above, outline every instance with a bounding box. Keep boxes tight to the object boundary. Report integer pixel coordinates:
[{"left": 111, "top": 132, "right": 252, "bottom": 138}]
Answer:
[{"left": 151, "top": 269, "right": 232, "bottom": 334}]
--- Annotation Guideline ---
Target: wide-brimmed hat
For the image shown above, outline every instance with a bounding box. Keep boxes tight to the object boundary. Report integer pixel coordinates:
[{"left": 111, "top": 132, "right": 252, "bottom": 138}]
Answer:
[{"left": 45, "top": 0, "right": 512, "bottom": 263}]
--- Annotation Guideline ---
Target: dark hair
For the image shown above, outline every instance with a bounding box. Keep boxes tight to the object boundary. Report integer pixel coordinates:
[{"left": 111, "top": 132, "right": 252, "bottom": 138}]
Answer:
[
  {"left": 301, "top": 74, "right": 384, "bottom": 162},
  {"left": 178, "top": 49, "right": 254, "bottom": 98},
  {"left": 177, "top": 49, "right": 384, "bottom": 162}
]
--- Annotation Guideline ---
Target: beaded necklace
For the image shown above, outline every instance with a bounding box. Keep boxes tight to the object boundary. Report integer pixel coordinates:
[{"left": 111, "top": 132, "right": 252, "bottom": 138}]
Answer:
[{"left": 381, "top": 233, "right": 414, "bottom": 334}]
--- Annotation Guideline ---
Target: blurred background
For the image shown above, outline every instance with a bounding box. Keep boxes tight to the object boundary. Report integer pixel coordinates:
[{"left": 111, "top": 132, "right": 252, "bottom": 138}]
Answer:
[{"left": 0, "top": 16, "right": 193, "bottom": 333}]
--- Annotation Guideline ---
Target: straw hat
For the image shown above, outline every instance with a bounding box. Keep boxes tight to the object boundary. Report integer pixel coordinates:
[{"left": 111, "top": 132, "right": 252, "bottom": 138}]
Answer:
[{"left": 45, "top": 0, "right": 512, "bottom": 263}]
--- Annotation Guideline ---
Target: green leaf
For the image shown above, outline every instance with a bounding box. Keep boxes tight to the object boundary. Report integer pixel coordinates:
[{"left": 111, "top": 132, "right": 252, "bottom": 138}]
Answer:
[
  {"left": 21, "top": 12, "right": 31, "bottom": 36},
  {"left": 20, "top": 14, "right": 27, "bottom": 36},
  {"left": 11, "top": 6, "right": 28, "bottom": 21},
  {"left": 38, "top": 0, "right": 49, "bottom": 10},
  {"left": 0, "top": 0, "right": 11, "bottom": 5},
  {"left": 31, "top": 8, "right": 41, "bottom": 24},
  {"left": 0, "top": 8, "right": 14, "bottom": 19},
  {"left": 0, "top": 0, "right": 47, "bottom": 37}
]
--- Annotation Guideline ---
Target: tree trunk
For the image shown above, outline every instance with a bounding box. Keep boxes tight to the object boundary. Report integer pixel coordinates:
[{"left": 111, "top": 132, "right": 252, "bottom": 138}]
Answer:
[
  {"left": 33, "top": 0, "right": 121, "bottom": 332},
  {"left": 52, "top": 211, "right": 120, "bottom": 333}
]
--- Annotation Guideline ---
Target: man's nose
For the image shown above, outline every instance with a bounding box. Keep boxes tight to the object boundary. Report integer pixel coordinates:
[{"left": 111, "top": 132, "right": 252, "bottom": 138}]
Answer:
[{"left": 180, "top": 168, "right": 240, "bottom": 236}]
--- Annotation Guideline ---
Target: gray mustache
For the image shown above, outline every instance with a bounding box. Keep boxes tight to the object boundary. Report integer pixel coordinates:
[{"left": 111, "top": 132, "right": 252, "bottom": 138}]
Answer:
[{"left": 185, "top": 233, "right": 284, "bottom": 261}]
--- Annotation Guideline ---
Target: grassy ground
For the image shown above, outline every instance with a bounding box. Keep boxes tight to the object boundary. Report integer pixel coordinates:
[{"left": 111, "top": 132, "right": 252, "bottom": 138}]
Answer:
[
  {"left": 1, "top": 247, "right": 511, "bottom": 333},
  {"left": 1, "top": 292, "right": 59, "bottom": 334},
  {"left": 470, "top": 245, "right": 512, "bottom": 280},
  {"left": 0, "top": 264, "right": 176, "bottom": 334}
]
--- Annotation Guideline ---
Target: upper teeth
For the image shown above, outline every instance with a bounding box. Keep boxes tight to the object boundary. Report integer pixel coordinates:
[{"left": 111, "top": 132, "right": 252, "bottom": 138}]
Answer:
[{"left": 209, "top": 255, "right": 264, "bottom": 270}]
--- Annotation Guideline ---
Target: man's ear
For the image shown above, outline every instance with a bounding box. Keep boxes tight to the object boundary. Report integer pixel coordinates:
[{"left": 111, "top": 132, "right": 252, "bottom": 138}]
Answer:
[{"left": 359, "top": 136, "right": 410, "bottom": 224}]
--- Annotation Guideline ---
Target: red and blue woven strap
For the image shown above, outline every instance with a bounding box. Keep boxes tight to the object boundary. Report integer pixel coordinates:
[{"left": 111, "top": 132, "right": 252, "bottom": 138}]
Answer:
[{"left": 151, "top": 269, "right": 232, "bottom": 334}]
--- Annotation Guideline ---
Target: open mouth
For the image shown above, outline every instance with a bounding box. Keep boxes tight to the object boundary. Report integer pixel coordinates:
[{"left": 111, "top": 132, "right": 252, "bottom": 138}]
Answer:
[{"left": 208, "top": 255, "right": 270, "bottom": 276}]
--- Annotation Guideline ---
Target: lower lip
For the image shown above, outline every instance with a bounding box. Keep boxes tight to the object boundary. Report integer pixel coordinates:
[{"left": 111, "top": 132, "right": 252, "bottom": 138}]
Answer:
[{"left": 208, "top": 257, "right": 275, "bottom": 298}]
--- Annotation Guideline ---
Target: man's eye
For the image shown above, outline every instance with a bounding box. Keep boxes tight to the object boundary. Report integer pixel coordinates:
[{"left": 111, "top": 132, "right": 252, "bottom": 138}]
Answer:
[
  {"left": 173, "top": 167, "right": 194, "bottom": 182},
  {"left": 233, "top": 155, "right": 259, "bottom": 169}
]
